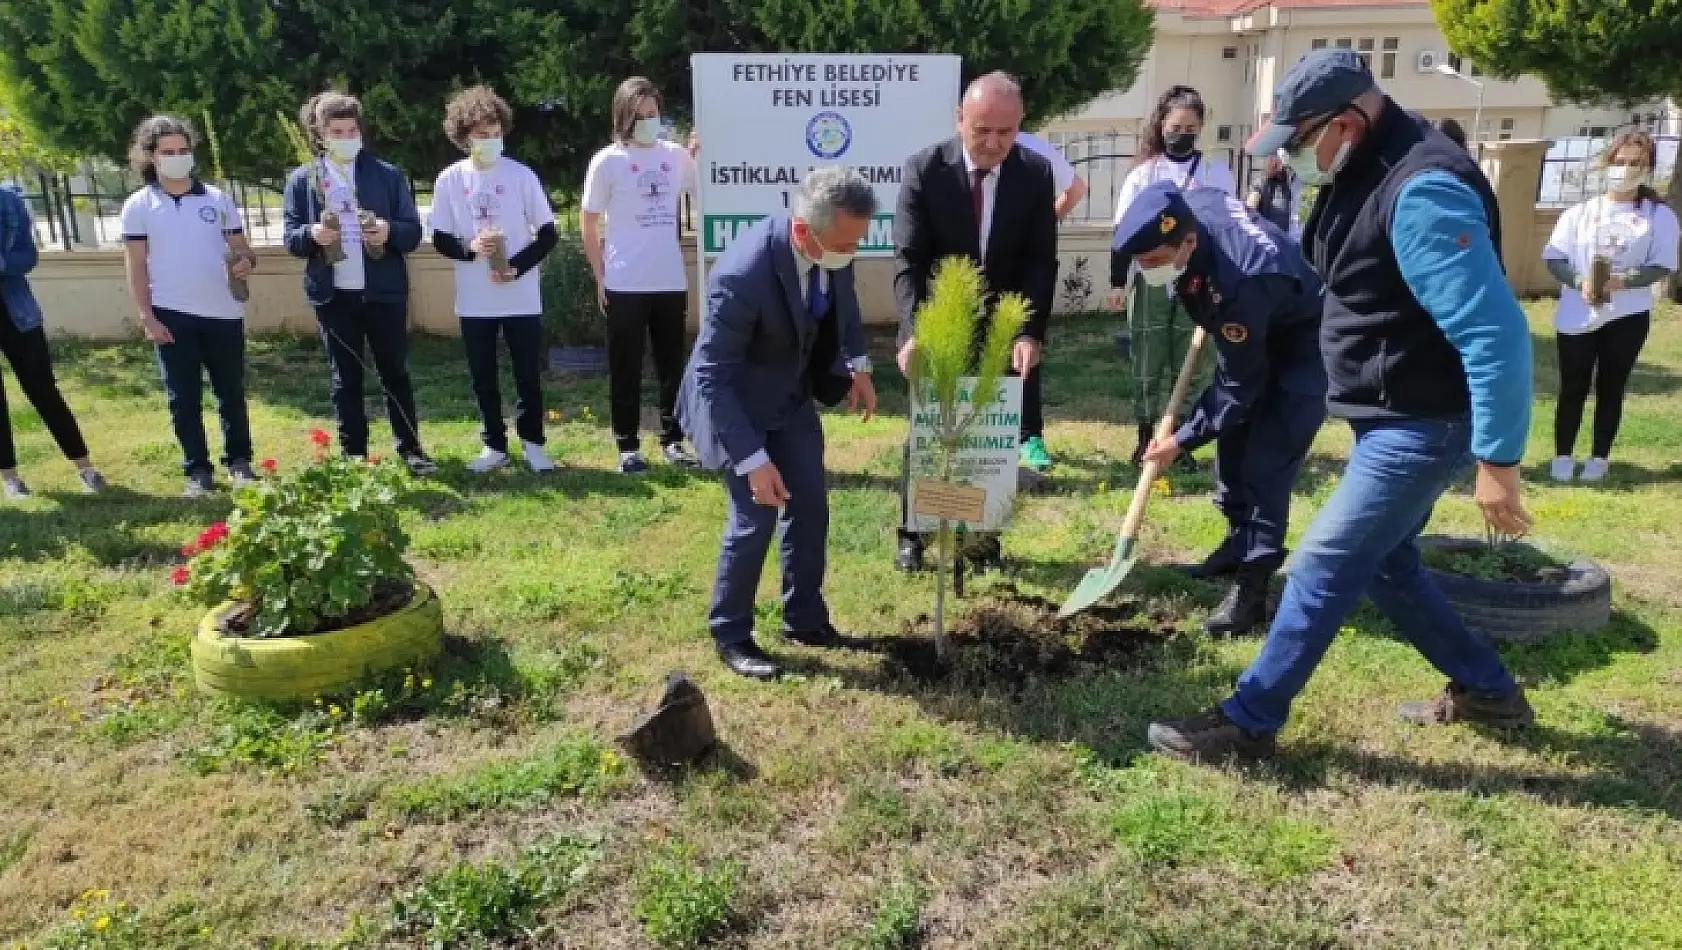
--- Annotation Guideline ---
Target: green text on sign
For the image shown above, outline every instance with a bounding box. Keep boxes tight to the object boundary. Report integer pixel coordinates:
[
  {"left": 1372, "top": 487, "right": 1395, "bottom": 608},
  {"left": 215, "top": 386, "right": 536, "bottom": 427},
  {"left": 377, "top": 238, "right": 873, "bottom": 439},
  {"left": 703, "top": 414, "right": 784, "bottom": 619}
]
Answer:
[{"left": 703, "top": 213, "right": 895, "bottom": 255}]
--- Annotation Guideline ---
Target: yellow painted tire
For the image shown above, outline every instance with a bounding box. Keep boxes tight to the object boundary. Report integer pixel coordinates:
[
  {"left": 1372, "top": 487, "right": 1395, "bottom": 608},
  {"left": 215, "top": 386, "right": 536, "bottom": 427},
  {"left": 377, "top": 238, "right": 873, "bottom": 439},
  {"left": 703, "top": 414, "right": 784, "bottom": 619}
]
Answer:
[{"left": 191, "top": 582, "right": 444, "bottom": 702}]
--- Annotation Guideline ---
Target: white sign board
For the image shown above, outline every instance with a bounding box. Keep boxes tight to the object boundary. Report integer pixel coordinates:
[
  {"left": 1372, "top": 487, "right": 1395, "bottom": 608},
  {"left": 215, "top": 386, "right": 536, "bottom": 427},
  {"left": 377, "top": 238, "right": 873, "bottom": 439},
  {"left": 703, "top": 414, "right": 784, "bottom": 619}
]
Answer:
[
  {"left": 690, "top": 53, "right": 961, "bottom": 257},
  {"left": 907, "top": 377, "right": 1022, "bottom": 532}
]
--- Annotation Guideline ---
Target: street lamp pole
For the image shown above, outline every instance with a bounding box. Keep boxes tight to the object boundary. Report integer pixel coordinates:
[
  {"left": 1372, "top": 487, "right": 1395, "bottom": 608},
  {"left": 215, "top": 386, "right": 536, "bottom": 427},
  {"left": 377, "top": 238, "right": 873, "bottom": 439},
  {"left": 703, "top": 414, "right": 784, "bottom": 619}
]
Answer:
[{"left": 1435, "top": 62, "right": 1486, "bottom": 149}]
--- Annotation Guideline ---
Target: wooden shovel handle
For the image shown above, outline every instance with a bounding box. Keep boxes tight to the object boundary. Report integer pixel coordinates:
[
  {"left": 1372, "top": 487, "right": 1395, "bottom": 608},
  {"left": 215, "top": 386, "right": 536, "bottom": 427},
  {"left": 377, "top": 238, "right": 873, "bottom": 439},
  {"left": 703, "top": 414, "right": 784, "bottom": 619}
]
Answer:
[{"left": 1117, "top": 325, "right": 1209, "bottom": 543}]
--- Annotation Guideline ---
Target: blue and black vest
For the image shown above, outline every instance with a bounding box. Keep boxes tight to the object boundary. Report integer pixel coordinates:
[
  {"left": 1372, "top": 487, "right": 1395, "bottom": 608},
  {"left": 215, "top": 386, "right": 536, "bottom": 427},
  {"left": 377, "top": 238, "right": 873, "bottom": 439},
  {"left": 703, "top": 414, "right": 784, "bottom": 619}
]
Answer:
[{"left": 1303, "top": 98, "right": 1501, "bottom": 422}]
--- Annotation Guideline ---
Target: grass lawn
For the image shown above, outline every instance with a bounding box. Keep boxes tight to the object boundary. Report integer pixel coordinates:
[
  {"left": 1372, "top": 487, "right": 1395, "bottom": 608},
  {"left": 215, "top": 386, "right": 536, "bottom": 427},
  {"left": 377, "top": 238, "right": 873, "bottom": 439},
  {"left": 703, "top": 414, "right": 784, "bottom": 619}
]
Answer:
[{"left": 1, "top": 300, "right": 1679, "bottom": 949}]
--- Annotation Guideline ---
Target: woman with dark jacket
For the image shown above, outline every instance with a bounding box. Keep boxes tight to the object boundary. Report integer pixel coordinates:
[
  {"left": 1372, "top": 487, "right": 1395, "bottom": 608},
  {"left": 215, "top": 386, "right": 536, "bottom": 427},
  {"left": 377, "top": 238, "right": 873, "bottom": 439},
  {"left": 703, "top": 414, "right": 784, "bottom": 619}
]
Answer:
[
  {"left": 0, "top": 186, "right": 106, "bottom": 498},
  {"left": 282, "top": 91, "right": 435, "bottom": 474}
]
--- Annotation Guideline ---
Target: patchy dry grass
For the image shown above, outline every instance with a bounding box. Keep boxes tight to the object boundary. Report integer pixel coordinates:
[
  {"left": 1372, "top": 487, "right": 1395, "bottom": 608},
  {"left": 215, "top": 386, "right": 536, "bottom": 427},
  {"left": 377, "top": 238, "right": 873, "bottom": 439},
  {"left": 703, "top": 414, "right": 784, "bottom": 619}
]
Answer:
[{"left": 1, "top": 301, "right": 1679, "bottom": 947}]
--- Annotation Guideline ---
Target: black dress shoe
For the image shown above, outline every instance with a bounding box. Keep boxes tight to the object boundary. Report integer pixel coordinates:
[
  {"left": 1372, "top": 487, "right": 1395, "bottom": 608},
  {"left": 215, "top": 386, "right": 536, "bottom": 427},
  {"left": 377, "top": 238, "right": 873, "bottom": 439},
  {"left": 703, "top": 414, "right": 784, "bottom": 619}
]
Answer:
[
  {"left": 782, "top": 623, "right": 843, "bottom": 648},
  {"left": 716, "top": 640, "right": 782, "bottom": 680},
  {"left": 895, "top": 532, "right": 926, "bottom": 572}
]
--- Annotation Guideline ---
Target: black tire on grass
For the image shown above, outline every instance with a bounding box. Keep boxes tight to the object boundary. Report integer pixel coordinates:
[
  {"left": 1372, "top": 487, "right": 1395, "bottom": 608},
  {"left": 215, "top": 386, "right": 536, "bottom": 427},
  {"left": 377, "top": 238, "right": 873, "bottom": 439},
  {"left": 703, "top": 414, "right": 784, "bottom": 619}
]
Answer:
[{"left": 1418, "top": 536, "right": 1612, "bottom": 644}]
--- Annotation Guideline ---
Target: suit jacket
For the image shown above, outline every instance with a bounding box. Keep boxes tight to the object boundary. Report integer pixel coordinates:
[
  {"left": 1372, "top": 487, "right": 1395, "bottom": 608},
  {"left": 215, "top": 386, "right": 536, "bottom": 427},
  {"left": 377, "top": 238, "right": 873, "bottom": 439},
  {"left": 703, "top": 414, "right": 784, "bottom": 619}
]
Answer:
[
  {"left": 893, "top": 137, "right": 1059, "bottom": 347},
  {"left": 677, "top": 213, "right": 867, "bottom": 473}
]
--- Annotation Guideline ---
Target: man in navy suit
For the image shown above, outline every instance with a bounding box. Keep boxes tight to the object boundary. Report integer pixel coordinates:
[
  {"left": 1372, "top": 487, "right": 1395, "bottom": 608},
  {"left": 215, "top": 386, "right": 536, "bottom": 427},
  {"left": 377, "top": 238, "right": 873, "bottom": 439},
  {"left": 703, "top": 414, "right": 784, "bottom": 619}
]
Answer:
[{"left": 678, "top": 167, "right": 880, "bottom": 680}]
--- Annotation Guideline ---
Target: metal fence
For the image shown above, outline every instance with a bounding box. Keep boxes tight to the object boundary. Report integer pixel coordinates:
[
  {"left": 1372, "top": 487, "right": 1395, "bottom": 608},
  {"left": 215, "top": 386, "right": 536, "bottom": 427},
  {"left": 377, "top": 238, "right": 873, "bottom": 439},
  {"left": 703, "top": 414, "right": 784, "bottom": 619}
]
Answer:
[
  {"left": 1537, "top": 135, "right": 1677, "bottom": 208},
  {"left": 1048, "top": 131, "right": 1256, "bottom": 226}
]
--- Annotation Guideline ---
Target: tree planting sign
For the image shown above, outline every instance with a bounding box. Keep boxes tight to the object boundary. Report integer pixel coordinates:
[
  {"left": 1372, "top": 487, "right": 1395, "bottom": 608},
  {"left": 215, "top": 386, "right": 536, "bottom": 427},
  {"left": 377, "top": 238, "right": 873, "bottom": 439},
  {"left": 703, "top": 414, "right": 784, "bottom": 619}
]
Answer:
[
  {"left": 908, "top": 377, "right": 1023, "bottom": 532},
  {"left": 690, "top": 53, "right": 961, "bottom": 258}
]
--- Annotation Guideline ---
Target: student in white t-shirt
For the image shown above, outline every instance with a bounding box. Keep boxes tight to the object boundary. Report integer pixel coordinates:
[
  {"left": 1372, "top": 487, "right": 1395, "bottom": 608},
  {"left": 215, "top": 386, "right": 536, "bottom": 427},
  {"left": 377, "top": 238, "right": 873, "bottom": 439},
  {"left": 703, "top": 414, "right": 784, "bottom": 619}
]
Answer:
[
  {"left": 119, "top": 115, "right": 259, "bottom": 498},
  {"left": 1542, "top": 128, "right": 1678, "bottom": 483},
  {"left": 1014, "top": 131, "right": 1088, "bottom": 220},
  {"left": 429, "top": 86, "right": 560, "bottom": 474},
  {"left": 582, "top": 77, "right": 702, "bottom": 474},
  {"left": 1106, "top": 86, "right": 1235, "bottom": 467}
]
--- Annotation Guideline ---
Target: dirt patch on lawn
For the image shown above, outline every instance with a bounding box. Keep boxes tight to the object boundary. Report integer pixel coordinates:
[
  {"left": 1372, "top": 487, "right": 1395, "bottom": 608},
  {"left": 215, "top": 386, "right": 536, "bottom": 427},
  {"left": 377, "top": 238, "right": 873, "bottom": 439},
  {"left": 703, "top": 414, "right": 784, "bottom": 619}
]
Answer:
[{"left": 883, "top": 587, "right": 1177, "bottom": 693}]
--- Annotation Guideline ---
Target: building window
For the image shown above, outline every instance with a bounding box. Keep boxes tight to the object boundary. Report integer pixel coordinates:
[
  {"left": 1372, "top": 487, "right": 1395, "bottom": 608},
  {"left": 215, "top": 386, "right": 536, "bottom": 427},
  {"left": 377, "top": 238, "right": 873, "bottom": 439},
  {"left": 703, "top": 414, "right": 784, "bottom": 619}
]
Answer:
[
  {"left": 1469, "top": 61, "right": 1483, "bottom": 77},
  {"left": 1447, "top": 53, "right": 1463, "bottom": 73},
  {"left": 1311, "top": 38, "right": 1328, "bottom": 50},
  {"left": 1222, "top": 46, "right": 1238, "bottom": 59},
  {"left": 1216, "top": 125, "right": 1233, "bottom": 143},
  {"left": 1335, "top": 37, "right": 1353, "bottom": 49},
  {"left": 1381, "top": 37, "right": 1399, "bottom": 79},
  {"left": 1355, "top": 37, "right": 1375, "bottom": 70},
  {"left": 1498, "top": 118, "right": 1515, "bottom": 141}
]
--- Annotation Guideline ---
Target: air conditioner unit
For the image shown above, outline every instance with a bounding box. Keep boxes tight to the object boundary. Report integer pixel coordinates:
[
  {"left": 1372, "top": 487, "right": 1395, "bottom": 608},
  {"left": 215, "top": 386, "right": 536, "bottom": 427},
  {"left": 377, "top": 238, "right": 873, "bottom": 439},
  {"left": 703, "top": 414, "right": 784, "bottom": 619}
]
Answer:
[{"left": 1416, "top": 50, "right": 1439, "bottom": 73}]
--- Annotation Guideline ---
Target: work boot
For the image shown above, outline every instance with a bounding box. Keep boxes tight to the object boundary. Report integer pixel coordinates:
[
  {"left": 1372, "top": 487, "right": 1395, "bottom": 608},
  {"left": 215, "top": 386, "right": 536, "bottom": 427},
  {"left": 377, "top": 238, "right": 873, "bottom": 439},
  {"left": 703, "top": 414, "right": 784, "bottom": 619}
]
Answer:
[
  {"left": 1180, "top": 539, "right": 1242, "bottom": 580},
  {"left": 1397, "top": 682, "right": 1535, "bottom": 729},
  {"left": 1203, "top": 568, "right": 1272, "bottom": 637},
  {"left": 1147, "top": 706, "right": 1277, "bottom": 762}
]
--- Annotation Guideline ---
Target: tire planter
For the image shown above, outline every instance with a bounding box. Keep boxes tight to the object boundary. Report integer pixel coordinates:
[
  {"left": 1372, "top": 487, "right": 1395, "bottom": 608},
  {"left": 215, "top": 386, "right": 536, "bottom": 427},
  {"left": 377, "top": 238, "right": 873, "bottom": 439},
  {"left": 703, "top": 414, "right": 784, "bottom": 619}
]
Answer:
[
  {"left": 191, "top": 582, "right": 444, "bottom": 702},
  {"left": 549, "top": 345, "right": 608, "bottom": 375},
  {"left": 1419, "top": 536, "right": 1612, "bottom": 644}
]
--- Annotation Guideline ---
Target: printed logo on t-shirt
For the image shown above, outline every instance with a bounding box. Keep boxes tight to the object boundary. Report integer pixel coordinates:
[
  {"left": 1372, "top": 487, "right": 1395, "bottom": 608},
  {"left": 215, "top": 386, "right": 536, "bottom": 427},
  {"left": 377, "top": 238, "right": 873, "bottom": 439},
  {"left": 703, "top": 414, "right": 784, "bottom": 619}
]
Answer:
[
  {"left": 637, "top": 165, "right": 672, "bottom": 204},
  {"left": 198, "top": 205, "right": 218, "bottom": 223}
]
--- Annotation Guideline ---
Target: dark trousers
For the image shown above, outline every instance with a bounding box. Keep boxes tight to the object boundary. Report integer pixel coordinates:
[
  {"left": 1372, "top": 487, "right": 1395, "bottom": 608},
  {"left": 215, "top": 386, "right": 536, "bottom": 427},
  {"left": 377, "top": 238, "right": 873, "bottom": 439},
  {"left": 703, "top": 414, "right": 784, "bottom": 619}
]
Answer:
[
  {"left": 708, "top": 405, "right": 829, "bottom": 645},
  {"left": 0, "top": 313, "right": 89, "bottom": 470},
  {"left": 153, "top": 308, "right": 251, "bottom": 476},
  {"left": 1555, "top": 312, "right": 1650, "bottom": 459},
  {"left": 1211, "top": 387, "right": 1326, "bottom": 574},
  {"left": 460, "top": 315, "right": 545, "bottom": 452},
  {"left": 315, "top": 291, "right": 421, "bottom": 457},
  {"left": 606, "top": 290, "right": 688, "bottom": 452}
]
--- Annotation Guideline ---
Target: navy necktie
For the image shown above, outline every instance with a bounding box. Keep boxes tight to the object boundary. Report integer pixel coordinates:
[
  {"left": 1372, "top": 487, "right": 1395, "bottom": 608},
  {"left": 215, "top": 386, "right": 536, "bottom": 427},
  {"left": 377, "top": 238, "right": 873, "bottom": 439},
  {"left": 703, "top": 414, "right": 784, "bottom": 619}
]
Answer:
[{"left": 807, "top": 264, "right": 827, "bottom": 318}]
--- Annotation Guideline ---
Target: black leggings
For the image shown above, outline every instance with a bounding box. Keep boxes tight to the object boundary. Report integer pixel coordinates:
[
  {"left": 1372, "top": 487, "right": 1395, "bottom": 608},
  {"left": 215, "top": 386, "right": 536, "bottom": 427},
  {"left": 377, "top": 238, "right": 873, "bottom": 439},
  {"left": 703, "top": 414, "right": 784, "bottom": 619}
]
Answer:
[
  {"left": 0, "top": 313, "right": 89, "bottom": 470},
  {"left": 1555, "top": 312, "right": 1650, "bottom": 459}
]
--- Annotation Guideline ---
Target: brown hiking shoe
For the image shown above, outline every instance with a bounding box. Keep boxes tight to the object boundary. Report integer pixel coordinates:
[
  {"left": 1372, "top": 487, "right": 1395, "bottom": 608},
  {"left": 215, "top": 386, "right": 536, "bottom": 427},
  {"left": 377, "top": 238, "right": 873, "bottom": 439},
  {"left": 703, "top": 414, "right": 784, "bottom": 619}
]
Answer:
[
  {"left": 1147, "top": 707, "right": 1277, "bottom": 762},
  {"left": 1397, "top": 682, "right": 1534, "bottom": 728}
]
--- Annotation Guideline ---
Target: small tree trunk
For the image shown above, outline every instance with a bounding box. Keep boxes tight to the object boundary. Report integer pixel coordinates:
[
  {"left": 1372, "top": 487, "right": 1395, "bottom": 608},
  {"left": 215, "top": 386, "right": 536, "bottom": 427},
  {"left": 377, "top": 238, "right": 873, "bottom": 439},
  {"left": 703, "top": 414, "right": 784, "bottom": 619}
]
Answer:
[{"left": 933, "top": 518, "right": 951, "bottom": 661}]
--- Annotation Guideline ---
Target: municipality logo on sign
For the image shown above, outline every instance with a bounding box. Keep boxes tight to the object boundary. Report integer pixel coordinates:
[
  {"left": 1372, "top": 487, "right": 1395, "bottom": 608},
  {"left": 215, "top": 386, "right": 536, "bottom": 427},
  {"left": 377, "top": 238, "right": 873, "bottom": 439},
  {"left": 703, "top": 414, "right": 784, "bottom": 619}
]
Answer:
[{"left": 804, "top": 112, "right": 852, "bottom": 159}]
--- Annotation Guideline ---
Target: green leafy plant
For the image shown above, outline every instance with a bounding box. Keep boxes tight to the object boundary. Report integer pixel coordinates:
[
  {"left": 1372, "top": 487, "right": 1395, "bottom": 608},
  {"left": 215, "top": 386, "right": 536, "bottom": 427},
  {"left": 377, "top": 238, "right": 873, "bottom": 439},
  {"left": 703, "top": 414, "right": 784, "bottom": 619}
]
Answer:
[
  {"left": 186, "top": 702, "right": 339, "bottom": 776},
  {"left": 632, "top": 845, "right": 742, "bottom": 949},
  {"left": 849, "top": 879, "right": 929, "bottom": 950},
  {"left": 387, "top": 834, "right": 598, "bottom": 949},
  {"left": 173, "top": 434, "right": 413, "bottom": 638},
  {"left": 40, "top": 890, "right": 145, "bottom": 950},
  {"left": 381, "top": 733, "right": 628, "bottom": 821},
  {"left": 540, "top": 228, "right": 605, "bottom": 348},
  {"left": 1423, "top": 540, "right": 1567, "bottom": 584},
  {"left": 907, "top": 257, "right": 1029, "bottom": 657}
]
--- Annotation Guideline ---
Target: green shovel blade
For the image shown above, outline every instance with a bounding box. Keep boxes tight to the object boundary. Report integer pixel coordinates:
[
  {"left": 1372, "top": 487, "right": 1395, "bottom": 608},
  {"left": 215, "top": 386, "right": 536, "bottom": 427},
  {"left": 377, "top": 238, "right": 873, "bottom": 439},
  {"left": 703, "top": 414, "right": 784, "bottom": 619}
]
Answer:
[{"left": 1059, "top": 536, "right": 1139, "bottom": 618}]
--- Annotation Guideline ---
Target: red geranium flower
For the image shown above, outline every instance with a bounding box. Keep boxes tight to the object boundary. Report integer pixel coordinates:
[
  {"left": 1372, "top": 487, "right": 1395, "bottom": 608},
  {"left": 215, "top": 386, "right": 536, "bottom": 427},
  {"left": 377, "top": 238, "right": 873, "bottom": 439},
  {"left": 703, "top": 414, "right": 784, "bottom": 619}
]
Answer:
[
  {"left": 259, "top": 458, "right": 277, "bottom": 473},
  {"left": 196, "top": 521, "right": 229, "bottom": 550},
  {"left": 309, "top": 429, "right": 331, "bottom": 448},
  {"left": 170, "top": 566, "right": 190, "bottom": 586},
  {"left": 180, "top": 542, "right": 198, "bottom": 557}
]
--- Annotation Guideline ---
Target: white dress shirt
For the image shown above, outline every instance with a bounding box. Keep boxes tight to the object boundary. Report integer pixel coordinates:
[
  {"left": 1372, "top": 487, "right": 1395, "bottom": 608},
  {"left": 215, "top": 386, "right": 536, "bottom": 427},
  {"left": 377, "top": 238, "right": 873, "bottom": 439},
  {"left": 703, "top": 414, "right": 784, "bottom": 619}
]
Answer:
[{"left": 962, "top": 149, "right": 1000, "bottom": 258}]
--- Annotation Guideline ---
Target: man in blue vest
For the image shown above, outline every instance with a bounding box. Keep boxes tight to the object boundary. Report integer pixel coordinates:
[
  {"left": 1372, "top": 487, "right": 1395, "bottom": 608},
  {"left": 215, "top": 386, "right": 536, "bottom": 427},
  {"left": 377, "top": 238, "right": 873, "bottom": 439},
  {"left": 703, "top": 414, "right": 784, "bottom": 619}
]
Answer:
[
  {"left": 1113, "top": 182, "right": 1327, "bottom": 637},
  {"left": 1148, "top": 49, "right": 1536, "bottom": 760},
  {"left": 678, "top": 167, "right": 879, "bottom": 681}
]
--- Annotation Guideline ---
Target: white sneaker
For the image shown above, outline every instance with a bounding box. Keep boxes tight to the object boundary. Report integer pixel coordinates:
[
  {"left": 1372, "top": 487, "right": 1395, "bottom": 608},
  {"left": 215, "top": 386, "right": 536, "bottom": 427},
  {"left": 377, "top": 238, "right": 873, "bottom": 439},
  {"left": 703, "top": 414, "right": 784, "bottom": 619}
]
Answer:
[
  {"left": 1579, "top": 457, "right": 1611, "bottom": 482},
  {"left": 1549, "top": 456, "right": 1576, "bottom": 482},
  {"left": 467, "top": 447, "right": 510, "bottom": 474},
  {"left": 521, "top": 440, "right": 556, "bottom": 473}
]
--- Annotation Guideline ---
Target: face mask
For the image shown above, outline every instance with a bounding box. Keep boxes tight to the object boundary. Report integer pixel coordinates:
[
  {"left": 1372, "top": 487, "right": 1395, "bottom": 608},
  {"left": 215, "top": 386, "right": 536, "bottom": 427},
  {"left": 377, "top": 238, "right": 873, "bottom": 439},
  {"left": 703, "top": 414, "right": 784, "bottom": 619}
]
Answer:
[
  {"left": 808, "top": 231, "right": 854, "bottom": 271},
  {"left": 1606, "top": 165, "right": 1650, "bottom": 194},
  {"left": 470, "top": 137, "right": 503, "bottom": 165},
  {"left": 1165, "top": 131, "right": 1198, "bottom": 158},
  {"left": 631, "top": 117, "right": 662, "bottom": 146},
  {"left": 327, "top": 137, "right": 363, "bottom": 162},
  {"left": 156, "top": 154, "right": 195, "bottom": 181},
  {"left": 1140, "top": 262, "right": 1183, "bottom": 288},
  {"left": 1281, "top": 123, "right": 1352, "bottom": 187}
]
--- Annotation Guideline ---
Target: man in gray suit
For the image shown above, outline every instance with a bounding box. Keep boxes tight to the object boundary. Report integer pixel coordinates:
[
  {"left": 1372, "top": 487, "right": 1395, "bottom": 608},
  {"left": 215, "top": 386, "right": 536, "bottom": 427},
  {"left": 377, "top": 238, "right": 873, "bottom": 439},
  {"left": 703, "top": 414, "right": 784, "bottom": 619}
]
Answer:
[{"left": 677, "top": 167, "right": 879, "bottom": 680}]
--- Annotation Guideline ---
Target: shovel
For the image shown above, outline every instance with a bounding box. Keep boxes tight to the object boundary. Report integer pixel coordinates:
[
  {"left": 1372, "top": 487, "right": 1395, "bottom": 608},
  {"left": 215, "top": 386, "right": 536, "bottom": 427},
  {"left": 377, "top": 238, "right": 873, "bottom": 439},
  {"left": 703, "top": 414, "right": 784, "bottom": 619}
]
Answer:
[{"left": 1060, "top": 324, "right": 1208, "bottom": 617}]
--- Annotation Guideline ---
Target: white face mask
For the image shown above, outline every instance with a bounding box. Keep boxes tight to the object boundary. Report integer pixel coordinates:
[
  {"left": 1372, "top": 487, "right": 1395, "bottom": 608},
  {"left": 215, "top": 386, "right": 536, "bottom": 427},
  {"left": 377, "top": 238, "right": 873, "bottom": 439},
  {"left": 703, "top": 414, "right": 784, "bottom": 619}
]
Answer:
[
  {"left": 1140, "top": 262, "right": 1184, "bottom": 288},
  {"left": 327, "top": 137, "right": 363, "bottom": 162},
  {"left": 1606, "top": 165, "right": 1650, "bottom": 194},
  {"left": 631, "top": 117, "right": 663, "bottom": 146},
  {"left": 1281, "top": 121, "right": 1354, "bottom": 187},
  {"left": 156, "top": 154, "right": 195, "bottom": 181},
  {"left": 470, "top": 137, "right": 503, "bottom": 165},
  {"left": 808, "top": 231, "right": 854, "bottom": 271}
]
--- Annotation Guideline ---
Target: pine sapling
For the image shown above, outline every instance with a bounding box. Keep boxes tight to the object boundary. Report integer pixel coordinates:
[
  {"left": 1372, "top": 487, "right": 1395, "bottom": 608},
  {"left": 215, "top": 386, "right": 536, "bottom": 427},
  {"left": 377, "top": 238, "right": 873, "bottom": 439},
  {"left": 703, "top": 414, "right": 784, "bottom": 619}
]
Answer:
[
  {"left": 201, "top": 110, "right": 253, "bottom": 302},
  {"left": 281, "top": 112, "right": 346, "bottom": 264}
]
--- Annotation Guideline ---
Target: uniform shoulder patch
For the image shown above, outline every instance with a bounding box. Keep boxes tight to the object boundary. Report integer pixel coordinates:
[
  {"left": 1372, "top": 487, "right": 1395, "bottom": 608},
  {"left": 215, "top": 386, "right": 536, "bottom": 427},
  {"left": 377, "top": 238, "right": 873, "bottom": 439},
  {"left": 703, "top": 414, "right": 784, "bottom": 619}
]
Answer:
[{"left": 1220, "top": 322, "right": 1248, "bottom": 343}]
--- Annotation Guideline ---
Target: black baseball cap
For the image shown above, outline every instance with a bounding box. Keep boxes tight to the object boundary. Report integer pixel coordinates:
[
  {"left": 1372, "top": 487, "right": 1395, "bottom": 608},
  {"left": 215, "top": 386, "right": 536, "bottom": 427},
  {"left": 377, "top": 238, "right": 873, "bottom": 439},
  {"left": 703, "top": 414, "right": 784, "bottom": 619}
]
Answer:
[{"left": 1247, "top": 49, "right": 1377, "bottom": 157}]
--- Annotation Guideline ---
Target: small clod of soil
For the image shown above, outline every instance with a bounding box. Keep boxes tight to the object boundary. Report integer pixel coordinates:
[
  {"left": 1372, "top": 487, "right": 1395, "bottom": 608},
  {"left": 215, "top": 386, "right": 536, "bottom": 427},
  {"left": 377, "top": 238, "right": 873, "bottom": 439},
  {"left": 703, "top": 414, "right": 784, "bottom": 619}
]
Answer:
[{"left": 886, "top": 589, "right": 1176, "bottom": 692}]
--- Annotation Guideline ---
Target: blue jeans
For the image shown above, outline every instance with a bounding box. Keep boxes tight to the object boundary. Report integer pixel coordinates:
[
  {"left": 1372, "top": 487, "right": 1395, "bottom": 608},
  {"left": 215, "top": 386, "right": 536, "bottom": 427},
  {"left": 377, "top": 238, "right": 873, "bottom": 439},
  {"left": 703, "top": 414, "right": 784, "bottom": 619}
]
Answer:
[
  {"left": 153, "top": 308, "right": 252, "bottom": 476},
  {"left": 1221, "top": 418, "right": 1517, "bottom": 735}
]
